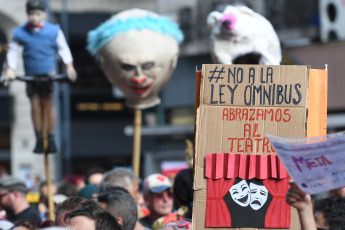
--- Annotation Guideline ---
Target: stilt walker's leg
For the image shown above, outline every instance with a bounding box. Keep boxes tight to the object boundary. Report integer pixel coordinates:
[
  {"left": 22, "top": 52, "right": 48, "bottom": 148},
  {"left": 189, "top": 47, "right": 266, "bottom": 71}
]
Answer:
[{"left": 132, "top": 109, "right": 142, "bottom": 177}]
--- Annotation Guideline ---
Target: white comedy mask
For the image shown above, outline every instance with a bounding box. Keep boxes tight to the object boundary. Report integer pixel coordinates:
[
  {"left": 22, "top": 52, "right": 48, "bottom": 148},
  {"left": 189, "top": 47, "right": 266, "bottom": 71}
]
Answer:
[{"left": 229, "top": 179, "right": 250, "bottom": 207}]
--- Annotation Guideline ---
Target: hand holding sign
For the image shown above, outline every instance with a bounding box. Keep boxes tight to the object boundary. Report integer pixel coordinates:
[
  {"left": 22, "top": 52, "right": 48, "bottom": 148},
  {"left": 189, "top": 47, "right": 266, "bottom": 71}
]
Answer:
[{"left": 285, "top": 181, "right": 316, "bottom": 230}]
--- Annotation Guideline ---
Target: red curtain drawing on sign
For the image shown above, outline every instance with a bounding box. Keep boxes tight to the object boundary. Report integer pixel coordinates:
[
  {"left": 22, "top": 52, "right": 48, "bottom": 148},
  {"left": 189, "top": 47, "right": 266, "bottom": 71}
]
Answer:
[
  {"left": 263, "top": 177, "right": 291, "bottom": 228},
  {"left": 205, "top": 153, "right": 288, "bottom": 180},
  {"left": 205, "top": 178, "right": 235, "bottom": 227}
]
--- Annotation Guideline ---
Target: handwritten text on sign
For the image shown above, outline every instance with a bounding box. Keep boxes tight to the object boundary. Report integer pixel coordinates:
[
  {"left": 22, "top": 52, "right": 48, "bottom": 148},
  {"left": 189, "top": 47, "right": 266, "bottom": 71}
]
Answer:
[
  {"left": 268, "top": 132, "right": 345, "bottom": 195},
  {"left": 195, "top": 106, "right": 306, "bottom": 155},
  {"left": 222, "top": 108, "right": 291, "bottom": 153},
  {"left": 201, "top": 65, "right": 308, "bottom": 107}
]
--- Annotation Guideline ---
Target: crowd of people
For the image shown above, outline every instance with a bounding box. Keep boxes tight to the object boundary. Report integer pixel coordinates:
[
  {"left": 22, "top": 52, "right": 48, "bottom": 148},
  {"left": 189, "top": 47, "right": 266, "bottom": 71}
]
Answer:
[
  {"left": 0, "top": 166, "right": 345, "bottom": 230},
  {"left": 0, "top": 167, "right": 194, "bottom": 230}
]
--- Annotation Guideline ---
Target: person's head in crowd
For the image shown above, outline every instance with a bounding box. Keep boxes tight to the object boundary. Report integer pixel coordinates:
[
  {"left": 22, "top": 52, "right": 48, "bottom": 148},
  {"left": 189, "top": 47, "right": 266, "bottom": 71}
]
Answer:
[
  {"left": 84, "top": 168, "right": 105, "bottom": 186},
  {"left": 57, "top": 181, "right": 78, "bottom": 197},
  {"left": 38, "top": 220, "right": 54, "bottom": 228},
  {"left": 40, "top": 181, "right": 57, "bottom": 197},
  {"left": 39, "top": 181, "right": 57, "bottom": 220},
  {"left": 330, "top": 186, "right": 345, "bottom": 198},
  {"left": 100, "top": 168, "right": 140, "bottom": 201},
  {"left": 151, "top": 169, "right": 193, "bottom": 230},
  {"left": 64, "top": 205, "right": 122, "bottom": 230},
  {"left": 0, "top": 176, "right": 40, "bottom": 224},
  {"left": 54, "top": 196, "right": 98, "bottom": 227},
  {"left": 98, "top": 186, "right": 137, "bottom": 230},
  {"left": 141, "top": 173, "right": 174, "bottom": 226},
  {"left": 77, "top": 184, "right": 99, "bottom": 201},
  {"left": 173, "top": 168, "right": 194, "bottom": 218},
  {"left": 53, "top": 194, "right": 68, "bottom": 205},
  {"left": 63, "top": 175, "right": 85, "bottom": 192},
  {"left": 137, "top": 191, "right": 150, "bottom": 217},
  {"left": 100, "top": 168, "right": 145, "bottom": 222},
  {"left": 314, "top": 196, "right": 345, "bottom": 229},
  {"left": 9, "top": 219, "right": 36, "bottom": 230},
  {"left": 39, "top": 194, "right": 67, "bottom": 221}
]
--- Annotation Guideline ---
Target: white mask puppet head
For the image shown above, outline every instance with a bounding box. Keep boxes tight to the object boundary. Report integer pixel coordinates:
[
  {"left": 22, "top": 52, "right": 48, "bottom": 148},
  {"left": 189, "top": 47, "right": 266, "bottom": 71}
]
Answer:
[
  {"left": 249, "top": 179, "right": 269, "bottom": 210},
  {"left": 207, "top": 5, "right": 281, "bottom": 65},
  {"left": 229, "top": 178, "right": 250, "bottom": 207},
  {"left": 87, "top": 9, "right": 184, "bottom": 109}
]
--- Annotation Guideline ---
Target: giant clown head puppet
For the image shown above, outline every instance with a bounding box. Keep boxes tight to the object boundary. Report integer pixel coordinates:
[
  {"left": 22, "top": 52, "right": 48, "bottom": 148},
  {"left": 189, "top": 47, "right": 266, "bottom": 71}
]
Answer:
[
  {"left": 87, "top": 9, "right": 183, "bottom": 109},
  {"left": 207, "top": 5, "right": 281, "bottom": 65}
]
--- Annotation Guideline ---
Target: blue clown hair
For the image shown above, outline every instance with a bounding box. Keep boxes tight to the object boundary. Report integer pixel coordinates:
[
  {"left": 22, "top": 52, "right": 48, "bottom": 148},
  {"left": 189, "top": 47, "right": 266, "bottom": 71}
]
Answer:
[{"left": 87, "top": 15, "right": 184, "bottom": 56}]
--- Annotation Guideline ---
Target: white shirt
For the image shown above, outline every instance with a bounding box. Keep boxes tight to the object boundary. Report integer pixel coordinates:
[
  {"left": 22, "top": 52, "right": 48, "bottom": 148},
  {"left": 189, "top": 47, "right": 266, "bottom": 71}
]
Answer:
[{"left": 6, "top": 28, "right": 74, "bottom": 70}]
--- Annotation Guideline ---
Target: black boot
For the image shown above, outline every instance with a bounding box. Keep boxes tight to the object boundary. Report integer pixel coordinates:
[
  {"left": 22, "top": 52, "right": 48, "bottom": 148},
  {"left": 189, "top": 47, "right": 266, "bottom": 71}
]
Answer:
[
  {"left": 47, "top": 133, "right": 57, "bottom": 153},
  {"left": 33, "top": 131, "right": 43, "bottom": 154}
]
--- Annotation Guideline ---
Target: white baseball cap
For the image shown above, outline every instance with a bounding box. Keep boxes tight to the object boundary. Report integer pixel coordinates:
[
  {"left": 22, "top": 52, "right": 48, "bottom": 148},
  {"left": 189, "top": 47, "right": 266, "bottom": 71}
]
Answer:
[{"left": 143, "top": 173, "right": 172, "bottom": 194}]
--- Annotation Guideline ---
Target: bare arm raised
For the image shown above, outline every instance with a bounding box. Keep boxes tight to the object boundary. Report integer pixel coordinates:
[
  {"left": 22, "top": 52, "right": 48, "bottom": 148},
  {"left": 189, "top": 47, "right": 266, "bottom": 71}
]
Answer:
[{"left": 286, "top": 181, "right": 316, "bottom": 230}]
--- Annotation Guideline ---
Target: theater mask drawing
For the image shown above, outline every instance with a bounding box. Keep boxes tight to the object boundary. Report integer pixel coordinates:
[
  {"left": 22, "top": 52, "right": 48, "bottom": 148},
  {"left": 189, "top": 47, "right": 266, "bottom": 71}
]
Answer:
[
  {"left": 224, "top": 178, "right": 273, "bottom": 228},
  {"left": 229, "top": 179, "right": 250, "bottom": 207},
  {"left": 249, "top": 179, "right": 269, "bottom": 211}
]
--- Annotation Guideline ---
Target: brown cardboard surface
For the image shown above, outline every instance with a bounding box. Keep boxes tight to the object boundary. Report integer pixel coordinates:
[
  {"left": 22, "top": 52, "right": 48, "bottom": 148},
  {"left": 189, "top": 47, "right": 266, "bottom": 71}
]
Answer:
[
  {"left": 194, "top": 71, "right": 202, "bottom": 172},
  {"left": 193, "top": 105, "right": 306, "bottom": 230},
  {"left": 194, "top": 106, "right": 307, "bottom": 190},
  {"left": 193, "top": 64, "right": 314, "bottom": 230},
  {"left": 200, "top": 64, "right": 309, "bottom": 108}
]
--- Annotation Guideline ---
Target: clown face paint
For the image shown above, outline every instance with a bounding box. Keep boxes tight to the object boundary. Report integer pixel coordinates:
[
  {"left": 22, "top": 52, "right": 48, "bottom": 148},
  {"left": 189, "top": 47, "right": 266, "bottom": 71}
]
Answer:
[
  {"left": 98, "top": 30, "right": 179, "bottom": 109},
  {"left": 120, "top": 61, "right": 156, "bottom": 95},
  {"left": 229, "top": 179, "right": 250, "bottom": 207},
  {"left": 249, "top": 182, "right": 268, "bottom": 210}
]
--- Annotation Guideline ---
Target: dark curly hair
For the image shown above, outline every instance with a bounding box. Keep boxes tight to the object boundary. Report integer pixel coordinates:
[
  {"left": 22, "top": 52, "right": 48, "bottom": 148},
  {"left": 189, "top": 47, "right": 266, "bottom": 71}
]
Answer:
[
  {"left": 173, "top": 168, "right": 194, "bottom": 218},
  {"left": 314, "top": 196, "right": 345, "bottom": 230},
  {"left": 54, "top": 196, "right": 98, "bottom": 226},
  {"left": 64, "top": 205, "right": 122, "bottom": 230}
]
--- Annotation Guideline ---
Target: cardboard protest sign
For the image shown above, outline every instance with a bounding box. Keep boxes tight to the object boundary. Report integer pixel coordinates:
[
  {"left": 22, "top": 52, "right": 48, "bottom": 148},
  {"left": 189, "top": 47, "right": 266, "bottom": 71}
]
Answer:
[
  {"left": 268, "top": 131, "right": 345, "bottom": 195},
  {"left": 193, "top": 64, "right": 327, "bottom": 230}
]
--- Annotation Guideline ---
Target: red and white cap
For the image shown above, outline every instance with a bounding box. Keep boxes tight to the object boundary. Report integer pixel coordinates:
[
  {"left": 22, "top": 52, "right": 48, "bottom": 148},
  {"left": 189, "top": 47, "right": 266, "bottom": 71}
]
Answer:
[{"left": 143, "top": 173, "right": 172, "bottom": 194}]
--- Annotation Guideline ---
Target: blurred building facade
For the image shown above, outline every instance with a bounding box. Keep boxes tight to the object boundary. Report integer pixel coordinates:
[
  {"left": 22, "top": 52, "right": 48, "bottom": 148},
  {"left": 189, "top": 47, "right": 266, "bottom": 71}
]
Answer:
[{"left": 0, "top": 0, "right": 344, "bottom": 182}]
